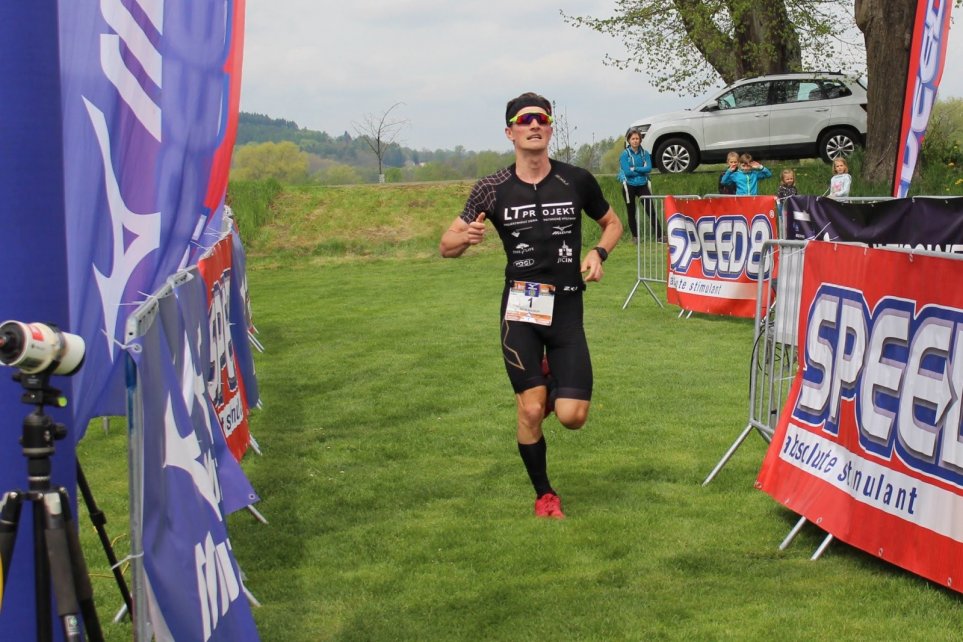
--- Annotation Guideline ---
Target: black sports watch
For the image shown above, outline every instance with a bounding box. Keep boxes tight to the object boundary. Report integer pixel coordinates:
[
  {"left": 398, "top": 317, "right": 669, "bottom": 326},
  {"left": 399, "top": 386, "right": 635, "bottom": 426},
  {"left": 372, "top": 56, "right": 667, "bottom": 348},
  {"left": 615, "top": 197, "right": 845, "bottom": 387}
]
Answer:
[{"left": 593, "top": 246, "right": 608, "bottom": 262}]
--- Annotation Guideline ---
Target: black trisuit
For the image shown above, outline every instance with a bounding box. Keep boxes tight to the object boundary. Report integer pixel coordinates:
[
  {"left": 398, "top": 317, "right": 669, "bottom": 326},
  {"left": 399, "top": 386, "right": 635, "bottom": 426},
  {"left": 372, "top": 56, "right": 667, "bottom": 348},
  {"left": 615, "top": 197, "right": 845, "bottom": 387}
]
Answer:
[{"left": 459, "top": 160, "right": 611, "bottom": 400}]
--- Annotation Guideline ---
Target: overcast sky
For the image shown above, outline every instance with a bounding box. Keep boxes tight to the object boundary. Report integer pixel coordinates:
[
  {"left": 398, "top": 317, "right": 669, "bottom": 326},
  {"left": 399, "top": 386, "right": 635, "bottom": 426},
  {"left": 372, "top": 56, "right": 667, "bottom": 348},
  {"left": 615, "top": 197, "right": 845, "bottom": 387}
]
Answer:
[{"left": 240, "top": 1, "right": 963, "bottom": 153}]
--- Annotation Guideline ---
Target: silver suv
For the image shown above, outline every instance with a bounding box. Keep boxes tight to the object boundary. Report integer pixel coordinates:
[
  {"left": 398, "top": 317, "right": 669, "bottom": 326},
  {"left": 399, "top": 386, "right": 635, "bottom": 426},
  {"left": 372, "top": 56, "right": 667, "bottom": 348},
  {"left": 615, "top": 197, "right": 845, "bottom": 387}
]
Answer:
[{"left": 630, "top": 72, "right": 868, "bottom": 173}]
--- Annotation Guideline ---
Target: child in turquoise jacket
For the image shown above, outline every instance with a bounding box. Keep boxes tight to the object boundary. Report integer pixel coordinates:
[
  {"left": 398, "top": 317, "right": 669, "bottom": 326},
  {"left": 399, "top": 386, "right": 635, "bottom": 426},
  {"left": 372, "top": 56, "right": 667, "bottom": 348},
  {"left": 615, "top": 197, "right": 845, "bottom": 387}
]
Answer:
[{"left": 720, "top": 153, "right": 772, "bottom": 195}]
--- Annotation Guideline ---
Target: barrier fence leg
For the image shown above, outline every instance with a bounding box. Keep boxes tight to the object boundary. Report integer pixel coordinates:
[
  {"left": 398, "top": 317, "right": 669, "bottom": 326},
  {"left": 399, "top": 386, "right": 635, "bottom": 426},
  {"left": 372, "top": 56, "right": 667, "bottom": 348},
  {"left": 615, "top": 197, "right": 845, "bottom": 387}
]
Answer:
[
  {"left": 811, "top": 534, "right": 834, "bottom": 560},
  {"left": 622, "top": 280, "right": 642, "bottom": 310},
  {"left": 622, "top": 208, "right": 644, "bottom": 309},
  {"left": 702, "top": 423, "right": 754, "bottom": 486},
  {"left": 779, "top": 516, "right": 807, "bottom": 550}
]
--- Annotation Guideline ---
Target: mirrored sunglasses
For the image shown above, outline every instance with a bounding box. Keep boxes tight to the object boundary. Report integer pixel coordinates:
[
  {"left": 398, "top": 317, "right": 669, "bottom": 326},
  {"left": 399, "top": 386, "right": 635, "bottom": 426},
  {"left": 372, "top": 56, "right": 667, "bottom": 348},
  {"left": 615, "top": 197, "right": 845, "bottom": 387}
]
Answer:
[{"left": 509, "top": 112, "right": 554, "bottom": 126}]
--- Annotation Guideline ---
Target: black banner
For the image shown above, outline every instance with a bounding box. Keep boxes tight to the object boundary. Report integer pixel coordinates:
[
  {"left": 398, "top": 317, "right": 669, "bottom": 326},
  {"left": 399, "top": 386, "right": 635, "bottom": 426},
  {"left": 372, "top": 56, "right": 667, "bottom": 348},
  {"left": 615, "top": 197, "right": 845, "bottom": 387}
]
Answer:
[{"left": 782, "top": 196, "right": 963, "bottom": 253}]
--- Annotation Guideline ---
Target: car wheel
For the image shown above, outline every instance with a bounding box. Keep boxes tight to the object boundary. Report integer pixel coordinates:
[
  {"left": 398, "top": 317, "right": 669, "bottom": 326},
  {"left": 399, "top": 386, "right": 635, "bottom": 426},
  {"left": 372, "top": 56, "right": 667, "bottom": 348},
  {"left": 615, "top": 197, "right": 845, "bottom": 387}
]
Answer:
[
  {"left": 654, "top": 138, "right": 698, "bottom": 173},
  {"left": 819, "top": 128, "right": 858, "bottom": 163}
]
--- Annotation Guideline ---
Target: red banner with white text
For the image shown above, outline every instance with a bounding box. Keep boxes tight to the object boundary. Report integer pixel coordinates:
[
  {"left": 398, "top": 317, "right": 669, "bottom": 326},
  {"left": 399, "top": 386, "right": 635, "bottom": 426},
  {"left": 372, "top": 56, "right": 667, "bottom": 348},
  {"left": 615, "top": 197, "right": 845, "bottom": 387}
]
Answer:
[
  {"left": 197, "top": 234, "right": 252, "bottom": 461},
  {"left": 757, "top": 241, "right": 963, "bottom": 593},
  {"left": 665, "top": 196, "right": 778, "bottom": 318}
]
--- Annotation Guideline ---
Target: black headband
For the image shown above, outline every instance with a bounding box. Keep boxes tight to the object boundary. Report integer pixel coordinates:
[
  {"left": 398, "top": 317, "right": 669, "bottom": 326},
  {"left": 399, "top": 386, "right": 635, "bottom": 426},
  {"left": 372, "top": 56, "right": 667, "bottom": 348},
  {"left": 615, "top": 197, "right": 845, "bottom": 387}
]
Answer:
[{"left": 505, "top": 94, "right": 552, "bottom": 125}]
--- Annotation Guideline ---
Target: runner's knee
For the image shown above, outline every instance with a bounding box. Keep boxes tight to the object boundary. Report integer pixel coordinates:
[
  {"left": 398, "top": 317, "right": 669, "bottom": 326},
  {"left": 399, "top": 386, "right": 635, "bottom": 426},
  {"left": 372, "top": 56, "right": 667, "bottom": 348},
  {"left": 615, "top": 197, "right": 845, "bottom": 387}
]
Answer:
[{"left": 555, "top": 400, "right": 589, "bottom": 429}]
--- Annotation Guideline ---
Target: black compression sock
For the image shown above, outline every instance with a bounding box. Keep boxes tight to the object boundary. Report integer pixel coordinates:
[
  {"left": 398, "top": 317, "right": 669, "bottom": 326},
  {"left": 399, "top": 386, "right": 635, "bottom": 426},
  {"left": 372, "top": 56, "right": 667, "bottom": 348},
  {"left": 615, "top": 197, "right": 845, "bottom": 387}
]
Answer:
[{"left": 517, "top": 437, "right": 554, "bottom": 497}]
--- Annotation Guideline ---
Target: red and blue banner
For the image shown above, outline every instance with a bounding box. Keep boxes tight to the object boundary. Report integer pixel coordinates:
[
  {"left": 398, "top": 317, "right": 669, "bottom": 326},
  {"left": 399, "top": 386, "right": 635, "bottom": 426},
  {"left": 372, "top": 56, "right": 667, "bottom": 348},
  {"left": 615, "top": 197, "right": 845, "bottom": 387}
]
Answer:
[
  {"left": 59, "top": 0, "right": 247, "bottom": 436},
  {"left": 665, "top": 196, "right": 778, "bottom": 318},
  {"left": 130, "top": 290, "right": 258, "bottom": 640},
  {"left": 757, "top": 241, "right": 963, "bottom": 593},
  {"left": 894, "top": 0, "right": 953, "bottom": 198},
  {"left": 197, "top": 233, "right": 253, "bottom": 461}
]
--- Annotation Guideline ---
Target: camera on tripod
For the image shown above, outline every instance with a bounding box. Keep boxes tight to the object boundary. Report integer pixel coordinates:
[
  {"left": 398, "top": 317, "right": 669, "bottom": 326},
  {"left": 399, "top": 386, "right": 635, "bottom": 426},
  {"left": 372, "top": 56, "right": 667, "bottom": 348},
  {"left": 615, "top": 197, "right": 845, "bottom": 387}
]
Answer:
[
  {"left": 0, "top": 321, "right": 85, "bottom": 377},
  {"left": 0, "top": 321, "right": 106, "bottom": 642}
]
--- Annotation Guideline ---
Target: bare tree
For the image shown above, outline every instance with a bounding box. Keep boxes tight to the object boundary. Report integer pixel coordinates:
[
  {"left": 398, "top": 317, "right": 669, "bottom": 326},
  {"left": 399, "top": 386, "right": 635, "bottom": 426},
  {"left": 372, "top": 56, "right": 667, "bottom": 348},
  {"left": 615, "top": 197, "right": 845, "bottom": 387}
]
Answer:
[
  {"left": 549, "top": 101, "right": 577, "bottom": 163},
  {"left": 353, "top": 102, "right": 408, "bottom": 183}
]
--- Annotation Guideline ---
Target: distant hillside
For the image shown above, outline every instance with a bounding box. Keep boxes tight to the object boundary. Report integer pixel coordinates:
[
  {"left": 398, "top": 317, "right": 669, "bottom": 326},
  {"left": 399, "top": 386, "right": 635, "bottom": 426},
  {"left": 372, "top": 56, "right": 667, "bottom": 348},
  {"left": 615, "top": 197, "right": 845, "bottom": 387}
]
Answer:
[
  {"left": 236, "top": 112, "right": 375, "bottom": 167},
  {"left": 236, "top": 111, "right": 464, "bottom": 168}
]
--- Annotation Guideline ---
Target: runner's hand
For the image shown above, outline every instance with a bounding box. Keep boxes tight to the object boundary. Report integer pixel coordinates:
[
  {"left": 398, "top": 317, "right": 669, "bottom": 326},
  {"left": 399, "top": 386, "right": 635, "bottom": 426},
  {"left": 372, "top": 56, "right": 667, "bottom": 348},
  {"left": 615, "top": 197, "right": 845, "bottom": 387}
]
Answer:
[
  {"left": 581, "top": 250, "right": 603, "bottom": 282},
  {"left": 467, "top": 212, "right": 486, "bottom": 245}
]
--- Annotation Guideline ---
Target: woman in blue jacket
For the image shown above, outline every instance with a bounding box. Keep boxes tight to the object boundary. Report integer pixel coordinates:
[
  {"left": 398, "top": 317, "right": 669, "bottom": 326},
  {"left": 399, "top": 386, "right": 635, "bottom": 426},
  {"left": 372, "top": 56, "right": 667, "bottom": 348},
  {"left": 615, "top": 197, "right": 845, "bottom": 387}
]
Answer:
[{"left": 619, "top": 128, "right": 661, "bottom": 242}]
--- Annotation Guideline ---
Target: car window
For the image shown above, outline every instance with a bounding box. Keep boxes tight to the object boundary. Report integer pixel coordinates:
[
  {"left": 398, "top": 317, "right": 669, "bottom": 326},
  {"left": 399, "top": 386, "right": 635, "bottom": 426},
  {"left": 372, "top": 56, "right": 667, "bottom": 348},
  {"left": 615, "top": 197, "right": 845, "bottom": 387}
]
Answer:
[
  {"left": 799, "top": 82, "right": 824, "bottom": 101},
  {"left": 772, "top": 80, "right": 804, "bottom": 104},
  {"left": 822, "top": 81, "right": 852, "bottom": 99},
  {"left": 718, "top": 81, "right": 770, "bottom": 109}
]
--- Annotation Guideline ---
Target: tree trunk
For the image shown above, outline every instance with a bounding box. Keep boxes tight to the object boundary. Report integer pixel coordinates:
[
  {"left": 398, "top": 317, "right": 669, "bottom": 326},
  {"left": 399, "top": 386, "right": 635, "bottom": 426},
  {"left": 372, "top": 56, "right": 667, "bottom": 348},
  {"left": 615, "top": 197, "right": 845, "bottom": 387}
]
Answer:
[
  {"left": 675, "top": 0, "right": 802, "bottom": 84},
  {"left": 856, "top": 0, "right": 917, "bottom": 186}
]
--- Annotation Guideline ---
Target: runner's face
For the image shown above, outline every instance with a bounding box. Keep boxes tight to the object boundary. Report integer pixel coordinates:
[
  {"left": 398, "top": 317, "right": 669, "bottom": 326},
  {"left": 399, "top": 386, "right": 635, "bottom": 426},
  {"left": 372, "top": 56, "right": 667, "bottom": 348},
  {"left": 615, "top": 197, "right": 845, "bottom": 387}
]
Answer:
[{"left": 505, "top": 107, "right": 552, "bottom": 151}]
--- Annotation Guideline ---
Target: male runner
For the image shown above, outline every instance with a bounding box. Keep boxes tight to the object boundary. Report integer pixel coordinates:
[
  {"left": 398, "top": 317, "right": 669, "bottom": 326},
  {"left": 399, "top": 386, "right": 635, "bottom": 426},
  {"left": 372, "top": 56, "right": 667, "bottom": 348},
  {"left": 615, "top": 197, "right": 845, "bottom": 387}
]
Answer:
[{"left": 439, "top": 92, "right": 622, "bottom": 519}]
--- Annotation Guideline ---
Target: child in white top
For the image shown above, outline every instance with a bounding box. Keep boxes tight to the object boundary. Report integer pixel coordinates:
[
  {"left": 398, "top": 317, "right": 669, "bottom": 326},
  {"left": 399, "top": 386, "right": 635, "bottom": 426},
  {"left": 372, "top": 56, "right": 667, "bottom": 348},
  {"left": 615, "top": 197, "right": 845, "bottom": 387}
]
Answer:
[{"left": 828, "top": 157, "right": 851, "bottom": 199}]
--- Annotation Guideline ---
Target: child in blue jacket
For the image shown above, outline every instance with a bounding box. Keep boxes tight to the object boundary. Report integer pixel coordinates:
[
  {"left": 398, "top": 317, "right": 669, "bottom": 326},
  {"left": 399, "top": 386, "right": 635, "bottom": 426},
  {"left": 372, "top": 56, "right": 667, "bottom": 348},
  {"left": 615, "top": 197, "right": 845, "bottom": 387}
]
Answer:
[{"left": 720, "top": 153, "right": 772, "bottom": 195}]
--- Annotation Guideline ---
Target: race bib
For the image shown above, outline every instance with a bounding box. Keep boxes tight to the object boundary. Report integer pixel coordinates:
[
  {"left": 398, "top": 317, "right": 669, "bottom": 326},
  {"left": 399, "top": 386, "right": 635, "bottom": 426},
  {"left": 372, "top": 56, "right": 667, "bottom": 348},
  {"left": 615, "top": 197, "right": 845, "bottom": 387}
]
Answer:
[{"left": 504, "top": 281, "right": 555, "bottom": 326}]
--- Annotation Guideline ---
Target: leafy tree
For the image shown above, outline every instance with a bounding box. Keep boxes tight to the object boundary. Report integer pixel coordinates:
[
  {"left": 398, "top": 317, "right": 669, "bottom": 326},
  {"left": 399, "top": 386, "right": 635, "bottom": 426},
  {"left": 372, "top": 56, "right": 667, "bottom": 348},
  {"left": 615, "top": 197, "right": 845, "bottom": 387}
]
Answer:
[
  {"left": 318, "top": 163, "right": 363, "bottom": 185},
  {"left": 383, "top": 144, "right": 406, "bottom": 168},
  {"left": 232, "top": 141, "right": 309, "bottom": 183},
  {"left": 601, "top": 140, "right": 624, "bottom": 174},
  {"left": 563, "top": 1, "right": 859, "bottom": 96},
  {"left": 412, "top": 162, "right": 461, "bottom": 182},
  {"left": 575, "top": 143, "right": 599, "bottom": 171},
  {"left": 567, "top": 0, "right": 963, "bottom": 187},
  {"left": 473, "top": 151, "right": 514, "bottom": 177},
  {"left": 922, "top": 98, "right": 963, "bottom": 166}
]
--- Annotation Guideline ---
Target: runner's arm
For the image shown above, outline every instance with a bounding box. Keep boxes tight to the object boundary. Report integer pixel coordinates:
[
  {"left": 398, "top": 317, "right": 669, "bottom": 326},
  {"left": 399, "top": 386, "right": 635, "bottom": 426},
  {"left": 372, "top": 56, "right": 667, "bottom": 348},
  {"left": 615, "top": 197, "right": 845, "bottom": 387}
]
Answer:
[
  {"left": 440, "top": 213, "right": 487, "bottom": 258},
  {"left": 581, "top": 209, "right": 622, "bottom": 282}
]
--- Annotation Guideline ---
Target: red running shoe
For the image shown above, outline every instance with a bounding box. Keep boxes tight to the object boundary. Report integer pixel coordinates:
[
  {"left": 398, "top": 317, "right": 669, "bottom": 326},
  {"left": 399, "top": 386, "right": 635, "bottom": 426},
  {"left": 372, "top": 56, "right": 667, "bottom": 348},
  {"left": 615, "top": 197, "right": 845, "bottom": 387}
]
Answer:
[
  {"left": 534, "top": 493, "right": 565, "bottom": 519},
  {"left": 541, "top": 356, "right": 557, "bottom": 418}
]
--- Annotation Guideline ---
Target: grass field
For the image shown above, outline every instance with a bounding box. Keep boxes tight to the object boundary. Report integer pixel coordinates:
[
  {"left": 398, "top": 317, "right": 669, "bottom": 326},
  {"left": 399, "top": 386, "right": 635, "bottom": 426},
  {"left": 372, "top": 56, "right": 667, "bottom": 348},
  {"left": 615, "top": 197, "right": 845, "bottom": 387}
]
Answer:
[{"left": 75, "top": 178, "right": 963, "bottom": 641}]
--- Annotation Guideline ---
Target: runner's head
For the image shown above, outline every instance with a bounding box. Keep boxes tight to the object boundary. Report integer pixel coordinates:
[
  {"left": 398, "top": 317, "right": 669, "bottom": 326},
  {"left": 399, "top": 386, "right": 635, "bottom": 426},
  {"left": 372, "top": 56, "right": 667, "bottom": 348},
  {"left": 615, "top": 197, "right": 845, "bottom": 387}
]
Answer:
[{"left": 505, "top": 92, "right": 552, "bottom": 126}]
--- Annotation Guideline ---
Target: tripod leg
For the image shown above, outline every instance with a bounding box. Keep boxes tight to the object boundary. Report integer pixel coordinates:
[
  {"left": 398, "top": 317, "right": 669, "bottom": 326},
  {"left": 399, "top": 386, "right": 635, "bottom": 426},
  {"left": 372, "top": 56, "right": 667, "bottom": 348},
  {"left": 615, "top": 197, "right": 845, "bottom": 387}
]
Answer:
[
  {"left": 76, "top": 462, "right": 133, "bottom": 617},
  {"left": 0, "top": 491, "right": 25, "bottom": 605},
  {"left": 56, "top": 489, "right": 105, "bottom": 642},
  {"left": 41, "top": 491, "right": 85, "bottom": 642}
]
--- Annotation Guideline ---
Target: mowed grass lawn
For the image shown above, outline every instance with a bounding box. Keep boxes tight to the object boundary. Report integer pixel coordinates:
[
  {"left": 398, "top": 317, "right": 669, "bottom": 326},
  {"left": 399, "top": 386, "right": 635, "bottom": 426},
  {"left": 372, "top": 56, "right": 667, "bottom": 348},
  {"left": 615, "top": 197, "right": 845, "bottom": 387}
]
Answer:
[{"left": 77, "top": 181, "right": 963, "bottom": 641}]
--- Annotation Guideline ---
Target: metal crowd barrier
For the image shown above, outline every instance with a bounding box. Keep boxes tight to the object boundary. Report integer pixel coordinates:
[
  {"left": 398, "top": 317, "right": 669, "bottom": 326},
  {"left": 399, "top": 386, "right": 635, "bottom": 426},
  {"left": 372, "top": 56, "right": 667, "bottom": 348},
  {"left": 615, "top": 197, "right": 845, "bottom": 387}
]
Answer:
[
  {"left": 702, "top": 239, "right": 807, "bottom": 485},
  {"left": 622, "top": 194, "right": 701, "bottom": 309}
]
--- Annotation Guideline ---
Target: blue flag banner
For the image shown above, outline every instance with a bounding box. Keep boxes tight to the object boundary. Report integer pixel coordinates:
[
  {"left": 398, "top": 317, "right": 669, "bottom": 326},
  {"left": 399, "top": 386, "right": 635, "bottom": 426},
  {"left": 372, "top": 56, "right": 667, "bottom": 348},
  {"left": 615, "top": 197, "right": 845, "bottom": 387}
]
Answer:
[
  {"left": 130, "top": 289, "right": 258, "bottom": 641},
  {"left": 229, "top": 222, "right": 261, "bottom": 409},
  {"left": 175, "top": 269, "right": 260, "bottom": 515},
  {"left": 59, "top": 0, "right": 247, "bottom": 436}
]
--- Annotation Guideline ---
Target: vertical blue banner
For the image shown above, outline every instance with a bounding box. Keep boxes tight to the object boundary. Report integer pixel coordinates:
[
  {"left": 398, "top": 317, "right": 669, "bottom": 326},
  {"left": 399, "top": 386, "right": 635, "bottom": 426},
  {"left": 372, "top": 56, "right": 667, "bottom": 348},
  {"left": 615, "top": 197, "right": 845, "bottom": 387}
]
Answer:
[
  {"left": 130, "top": 292, "right": 258, "bottom": 640},
  {"left": 58, "top": 0, "right": 246, "bottom": 436},
  {"left": 0, "top": 1, "right": 76, "bottom": 639}
]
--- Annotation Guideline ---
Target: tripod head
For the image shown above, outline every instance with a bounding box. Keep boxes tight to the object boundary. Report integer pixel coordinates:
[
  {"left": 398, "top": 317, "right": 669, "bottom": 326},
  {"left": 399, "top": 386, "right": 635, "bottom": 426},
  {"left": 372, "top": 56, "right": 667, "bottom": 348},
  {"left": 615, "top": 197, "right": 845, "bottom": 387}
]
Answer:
[{"left": 12, "top": 370, "right": 69, "bottom": 493}]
